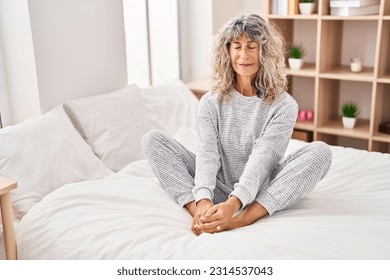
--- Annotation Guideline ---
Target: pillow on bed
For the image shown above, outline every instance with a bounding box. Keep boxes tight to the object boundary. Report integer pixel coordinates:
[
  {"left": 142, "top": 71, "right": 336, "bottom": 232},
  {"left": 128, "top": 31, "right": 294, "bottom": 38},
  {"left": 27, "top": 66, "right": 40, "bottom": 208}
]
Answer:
[
  {"left": 0, "top": 105, "right": 113, "bottom": 219},
  {"left": 174, "top": 127, "right": 199, "bottom": 154},
  {"left": 64, "top": 84, "right": 167, "bottom": 171},
  {"left": 140, "top": 79, "right": 199, "bottom": 136}
]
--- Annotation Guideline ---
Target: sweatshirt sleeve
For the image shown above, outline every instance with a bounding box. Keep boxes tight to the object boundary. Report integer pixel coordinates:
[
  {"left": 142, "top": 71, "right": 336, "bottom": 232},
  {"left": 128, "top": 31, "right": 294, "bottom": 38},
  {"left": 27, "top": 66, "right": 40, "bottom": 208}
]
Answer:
[
  {"left": 230, "top": 95, "right": 298, "bottom": 209},
  {"left": 192, "top": 95, "right": 221, "bottom": 203}
]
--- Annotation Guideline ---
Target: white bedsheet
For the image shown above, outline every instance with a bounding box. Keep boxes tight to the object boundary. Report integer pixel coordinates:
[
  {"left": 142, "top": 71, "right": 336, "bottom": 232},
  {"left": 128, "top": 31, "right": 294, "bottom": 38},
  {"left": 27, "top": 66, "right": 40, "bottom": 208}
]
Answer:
[{"left": 15, "top": 140, "right": 390, "bottom": 259}]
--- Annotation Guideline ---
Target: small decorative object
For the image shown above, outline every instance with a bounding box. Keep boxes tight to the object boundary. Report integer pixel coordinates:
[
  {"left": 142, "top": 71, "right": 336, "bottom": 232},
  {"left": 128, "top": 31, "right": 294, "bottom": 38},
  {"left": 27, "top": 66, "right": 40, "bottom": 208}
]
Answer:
[
  {"left": 341, "top": 100, "right": 360, "bottom": 129},
  {"left": 297, "top": 110, "right": 306, "bottom": 121},
  {"left": 299, "top": 0, "right": 315, "bottom": 15},
  {"left": 297, "top": 109, "right": 314, "bottom": 122},
  {"left": 288, "top": 44, "right": 305, "bottom": 70},
  {"left": 350, "top": 57, "right": 362, "bottom": 73},
  {"left": 305, "top": 109, "right": 314, "bottom": 121}
]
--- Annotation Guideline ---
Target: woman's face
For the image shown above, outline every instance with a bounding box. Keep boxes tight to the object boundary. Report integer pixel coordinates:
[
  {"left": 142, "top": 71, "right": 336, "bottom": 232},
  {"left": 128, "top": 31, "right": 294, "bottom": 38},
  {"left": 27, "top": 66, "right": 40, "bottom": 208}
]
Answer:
[{"left": 229, "top": 36, "right": 260, "bottom": 81}]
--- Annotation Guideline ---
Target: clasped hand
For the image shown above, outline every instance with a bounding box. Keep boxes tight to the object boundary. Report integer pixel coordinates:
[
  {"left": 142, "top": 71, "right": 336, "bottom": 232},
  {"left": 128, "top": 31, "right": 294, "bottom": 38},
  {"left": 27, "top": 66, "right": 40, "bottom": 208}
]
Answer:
[{"left": 192, "top": 196, "right": 241, "bottom": 235}]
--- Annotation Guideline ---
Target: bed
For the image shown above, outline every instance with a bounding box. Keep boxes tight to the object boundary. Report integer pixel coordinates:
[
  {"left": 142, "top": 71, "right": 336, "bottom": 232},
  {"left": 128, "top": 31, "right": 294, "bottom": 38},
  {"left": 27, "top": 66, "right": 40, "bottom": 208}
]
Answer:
[{"left": 1, "top": 80, "right": 390, "bottom": 260}]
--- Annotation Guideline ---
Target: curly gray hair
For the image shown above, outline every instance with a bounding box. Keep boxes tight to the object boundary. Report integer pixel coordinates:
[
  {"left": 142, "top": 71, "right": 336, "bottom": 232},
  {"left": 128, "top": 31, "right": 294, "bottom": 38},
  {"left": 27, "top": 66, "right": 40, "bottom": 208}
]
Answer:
[{"left": 211, "top": 14, "right": 287, "bottom": 104}]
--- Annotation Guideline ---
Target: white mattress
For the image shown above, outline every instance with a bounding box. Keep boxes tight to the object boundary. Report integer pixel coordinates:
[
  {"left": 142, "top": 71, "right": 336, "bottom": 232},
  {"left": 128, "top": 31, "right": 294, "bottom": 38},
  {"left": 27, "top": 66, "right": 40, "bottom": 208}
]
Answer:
[{"left": 15, "top": 139, "right": 390, "bottom": 259}]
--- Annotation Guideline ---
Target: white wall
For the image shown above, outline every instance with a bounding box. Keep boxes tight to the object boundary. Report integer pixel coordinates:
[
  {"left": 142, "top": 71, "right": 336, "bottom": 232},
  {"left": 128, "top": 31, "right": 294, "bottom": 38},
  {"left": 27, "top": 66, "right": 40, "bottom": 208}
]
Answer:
[
  {"left": 177, "top": 0, "right": 191, "bottom": 82},
  {"left": 242, "top": 0, "right": 268, "bottom": 18},
  {"left": 183, "top": 0, "right": 213, "bottom": 82},
  {"left": 28, "top": 0, "right": 128, "bottom": 113},
  {"left": 123, "top": 0, "right": 150, "bottom": 88},
  {"left": 148, "top": 0, "right": 180, "bottom": 85},
  {"left": 123, "top": 0, "right": 181, "bottom": 87},
  {"left": 0, "top": 0, "right": 40, "bottom": 125},
  {"left": 178, "top": 0, "right": 242, "bottom": 82},
  {"left": 0, "top": 0, "right": 128, "bottom": 124},
  {"left": 0, "top": 41, "right": 11, "bottom": 127},
  {"left": 178, "top": 0, "right": 267, "bottom": 82},
  {"left": 212, "top": 0, "right": 243, "bottom": 34},
  {"left": 1, "top": 0, "right": 266, "bottom": 124}
]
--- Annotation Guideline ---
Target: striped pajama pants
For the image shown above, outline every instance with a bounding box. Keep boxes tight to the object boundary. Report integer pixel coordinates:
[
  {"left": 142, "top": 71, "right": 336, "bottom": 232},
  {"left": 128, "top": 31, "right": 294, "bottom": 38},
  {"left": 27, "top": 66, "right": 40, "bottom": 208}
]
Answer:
[{"left": 142, "top": 130, "right": 332, "bottom": 215}]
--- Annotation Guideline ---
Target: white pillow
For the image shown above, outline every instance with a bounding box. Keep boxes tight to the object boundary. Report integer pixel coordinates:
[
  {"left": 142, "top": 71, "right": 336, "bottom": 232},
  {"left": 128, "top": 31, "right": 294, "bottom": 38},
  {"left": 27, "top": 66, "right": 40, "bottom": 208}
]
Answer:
[
  {"left": 0, "top": 105, "right": 113, "bottom": 218},
  {"left": 140, "top": 79, "right": 199, "bottom": 136},
  {"left": 174, "top": 127, "right": 199, "bottom": 154},
  {"left": 64, "top": 84, "right": 168, "bottom": 171}
]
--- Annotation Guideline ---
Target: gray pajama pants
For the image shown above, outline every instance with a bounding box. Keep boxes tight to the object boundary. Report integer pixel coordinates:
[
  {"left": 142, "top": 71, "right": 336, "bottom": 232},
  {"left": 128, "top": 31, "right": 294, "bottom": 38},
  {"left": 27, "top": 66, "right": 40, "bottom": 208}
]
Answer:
[{"left": 142, "top": 130, "right": 332, "bottom": 215}]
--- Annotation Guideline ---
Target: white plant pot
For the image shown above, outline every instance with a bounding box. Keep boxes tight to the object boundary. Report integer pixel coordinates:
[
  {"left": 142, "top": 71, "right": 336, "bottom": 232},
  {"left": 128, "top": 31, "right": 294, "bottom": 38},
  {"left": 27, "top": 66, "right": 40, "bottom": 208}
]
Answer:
[
  {"left": 350, "top": 57, "right": 362, "bottom": 72},
  {"left": 342, "top": 117, "right": 356, "bottom": 129},
  {"left": 288, "top": 58, "right": 304, "bottom": 70},
  {"left": 299, "top": 3, "right": 315, "bottom": 15}
]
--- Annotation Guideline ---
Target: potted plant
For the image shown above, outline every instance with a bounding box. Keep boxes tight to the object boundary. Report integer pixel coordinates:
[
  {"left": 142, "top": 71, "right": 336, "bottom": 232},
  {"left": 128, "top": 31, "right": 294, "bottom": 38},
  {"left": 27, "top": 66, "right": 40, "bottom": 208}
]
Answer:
[
  {"left": 299, "top": 0, "right": 315, "bottom": 15},
  {"left": 288, "top": 44, "right": 305, "bottom": 70},
  {"left": 341, "top": 100, "right": 360, "bottom": 129}
]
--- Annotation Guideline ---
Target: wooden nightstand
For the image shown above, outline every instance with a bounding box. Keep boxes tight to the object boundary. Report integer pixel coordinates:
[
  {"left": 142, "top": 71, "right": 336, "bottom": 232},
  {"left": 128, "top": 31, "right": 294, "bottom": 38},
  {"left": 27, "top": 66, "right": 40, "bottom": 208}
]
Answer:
[
  {"left": 186, "top": 77, "right": 211, "bottom": 100},
  {"left": 0, "top": 177, "right": 17, "bottom": 260}
]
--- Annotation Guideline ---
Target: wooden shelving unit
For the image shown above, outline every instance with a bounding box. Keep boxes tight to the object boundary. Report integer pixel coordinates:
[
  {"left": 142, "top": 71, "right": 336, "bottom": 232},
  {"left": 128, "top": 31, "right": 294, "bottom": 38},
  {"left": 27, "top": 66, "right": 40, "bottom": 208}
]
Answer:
[{"left": 268, "top": 0, "right": 390, "bottom": 153}]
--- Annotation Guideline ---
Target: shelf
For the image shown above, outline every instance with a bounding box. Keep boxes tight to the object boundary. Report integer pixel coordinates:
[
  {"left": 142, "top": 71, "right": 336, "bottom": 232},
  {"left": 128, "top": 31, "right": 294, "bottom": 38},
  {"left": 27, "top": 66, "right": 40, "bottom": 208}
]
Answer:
[
  {"left": 321, "top": 15, "right": 379, "bottom": 21},
  {"left": 295, "top": 121, "right": 315, "bottom": 131},
  {"left": 286, "top": 63, "right": 316, "bottom": 77},
  {"left": 269, "top": 14, "right": 318, "bottom": 20},
  {"left": 317, "top": 119, "right": 370, "bottom": 140},
  {"left": 319, "top": 66, "right": 375, "bottom": 82},
  {"left": 267, "top": 0, "right": 390, "bottom": 153},
  {"left": 373, "top": 133, "right": 390, "bottom": 143},
  {"left": 377, "top": 76, "right": 390, "bottom": 83}
]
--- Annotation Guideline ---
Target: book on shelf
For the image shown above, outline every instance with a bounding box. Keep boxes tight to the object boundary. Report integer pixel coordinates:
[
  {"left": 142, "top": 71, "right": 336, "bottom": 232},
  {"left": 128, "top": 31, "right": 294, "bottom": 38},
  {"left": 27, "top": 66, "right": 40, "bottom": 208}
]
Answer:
[
  {"left": 288, "top": 0, "right": 299, "bottom": 15},
  {"left": 272, "top": 0, "right": 278, "bottom": 14},
  {"left": 277, "top": 0, "right": 289, "bottom": 15},
  {"left": 272, "top": 0, "right": 302, "bottom": 16},
  {"left": 330, "top": 0, "right": 380, "bottom": 8},
  {"left": 330, "top": 4, "right": 380, "bottom": 16}
]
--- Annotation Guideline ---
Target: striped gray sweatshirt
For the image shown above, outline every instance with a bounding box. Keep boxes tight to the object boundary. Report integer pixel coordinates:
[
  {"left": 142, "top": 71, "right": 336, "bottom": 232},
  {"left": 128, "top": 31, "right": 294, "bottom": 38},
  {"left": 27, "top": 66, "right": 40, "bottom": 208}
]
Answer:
[{"left": 193, "top": 88, "right": 298, "bottom": 209}]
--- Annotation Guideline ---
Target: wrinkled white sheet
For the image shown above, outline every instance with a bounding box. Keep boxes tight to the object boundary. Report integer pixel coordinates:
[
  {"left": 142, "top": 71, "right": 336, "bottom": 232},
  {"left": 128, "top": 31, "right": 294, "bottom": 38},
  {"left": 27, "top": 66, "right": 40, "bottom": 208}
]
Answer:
[{"left": 16, "top": 140, "right": 390, "bottom": 259}]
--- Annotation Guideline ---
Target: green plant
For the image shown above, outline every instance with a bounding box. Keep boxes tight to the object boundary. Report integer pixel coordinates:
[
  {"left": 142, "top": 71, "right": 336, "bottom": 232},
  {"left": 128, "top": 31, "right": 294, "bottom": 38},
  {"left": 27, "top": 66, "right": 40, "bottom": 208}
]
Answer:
[
  {"left": 300, "top": 0, "right": 314, "bottom": 3},
  {"left": 290, "top": 44, "right": 305, "bottom": 59},
  {"left": 341, "top": 101, "right": 360, "bottom": 118}
]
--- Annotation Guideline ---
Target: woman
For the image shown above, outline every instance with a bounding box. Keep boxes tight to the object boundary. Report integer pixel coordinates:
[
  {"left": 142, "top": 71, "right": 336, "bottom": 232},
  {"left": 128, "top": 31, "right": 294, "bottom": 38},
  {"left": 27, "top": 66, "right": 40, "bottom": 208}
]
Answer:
[{"left": 142, "top": 14, "right": 332, "bottom": 236}]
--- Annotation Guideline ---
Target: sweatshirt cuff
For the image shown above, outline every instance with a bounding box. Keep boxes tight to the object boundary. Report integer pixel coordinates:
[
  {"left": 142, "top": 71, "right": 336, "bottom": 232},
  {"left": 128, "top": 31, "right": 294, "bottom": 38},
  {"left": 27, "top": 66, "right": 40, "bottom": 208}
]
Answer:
[
  {"left": 193, "top": 188, "right": 213, "bottom": 203},
  {"left": 230, "top": 185, "right": 252, "bottom": 210}
]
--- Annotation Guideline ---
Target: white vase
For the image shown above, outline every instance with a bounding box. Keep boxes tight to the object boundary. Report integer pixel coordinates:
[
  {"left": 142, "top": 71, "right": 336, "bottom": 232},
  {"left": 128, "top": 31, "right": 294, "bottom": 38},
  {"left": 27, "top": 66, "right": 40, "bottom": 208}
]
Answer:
[
  {"left": 288, "top": 58, "right": 303, "bottom": 70},
  {"left": 342, "top": 117, "right": 356, "bottom": 129},
  {"left": 299, "top": 3, "right": 315, "bottom": 15}
]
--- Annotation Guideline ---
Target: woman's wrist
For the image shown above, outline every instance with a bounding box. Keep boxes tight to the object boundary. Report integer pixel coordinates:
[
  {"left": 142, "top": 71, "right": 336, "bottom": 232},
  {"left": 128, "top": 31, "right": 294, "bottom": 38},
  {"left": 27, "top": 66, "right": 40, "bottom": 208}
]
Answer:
[
  {"left": 226, "top": 195, "right": 242, "bottom": 213},
  {"left": 185, "top": 201, "right": 197, "bottom": 217},
  {"left": 196, "top": 198, "right": 212, "bottom": 208}
]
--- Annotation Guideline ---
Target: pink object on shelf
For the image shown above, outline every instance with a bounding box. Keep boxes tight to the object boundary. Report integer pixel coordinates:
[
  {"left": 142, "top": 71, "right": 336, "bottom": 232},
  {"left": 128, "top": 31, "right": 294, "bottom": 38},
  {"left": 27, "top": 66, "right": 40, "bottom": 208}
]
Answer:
[
  {"left": 306, "top": 110, "right": 314, "bottom": 121},
  {"left": 297, "top": 110, "right": 306, "bottom": 121},
  {"left": 297, "top": 109, "right": 314, "bottom": 122}
]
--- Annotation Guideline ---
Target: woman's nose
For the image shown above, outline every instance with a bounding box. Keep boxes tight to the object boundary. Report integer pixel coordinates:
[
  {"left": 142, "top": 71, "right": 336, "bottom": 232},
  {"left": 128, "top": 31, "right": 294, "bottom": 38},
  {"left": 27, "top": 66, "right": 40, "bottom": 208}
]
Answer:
[{"left": 239, "top": 48, "right": 248, "bottom": 59}]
